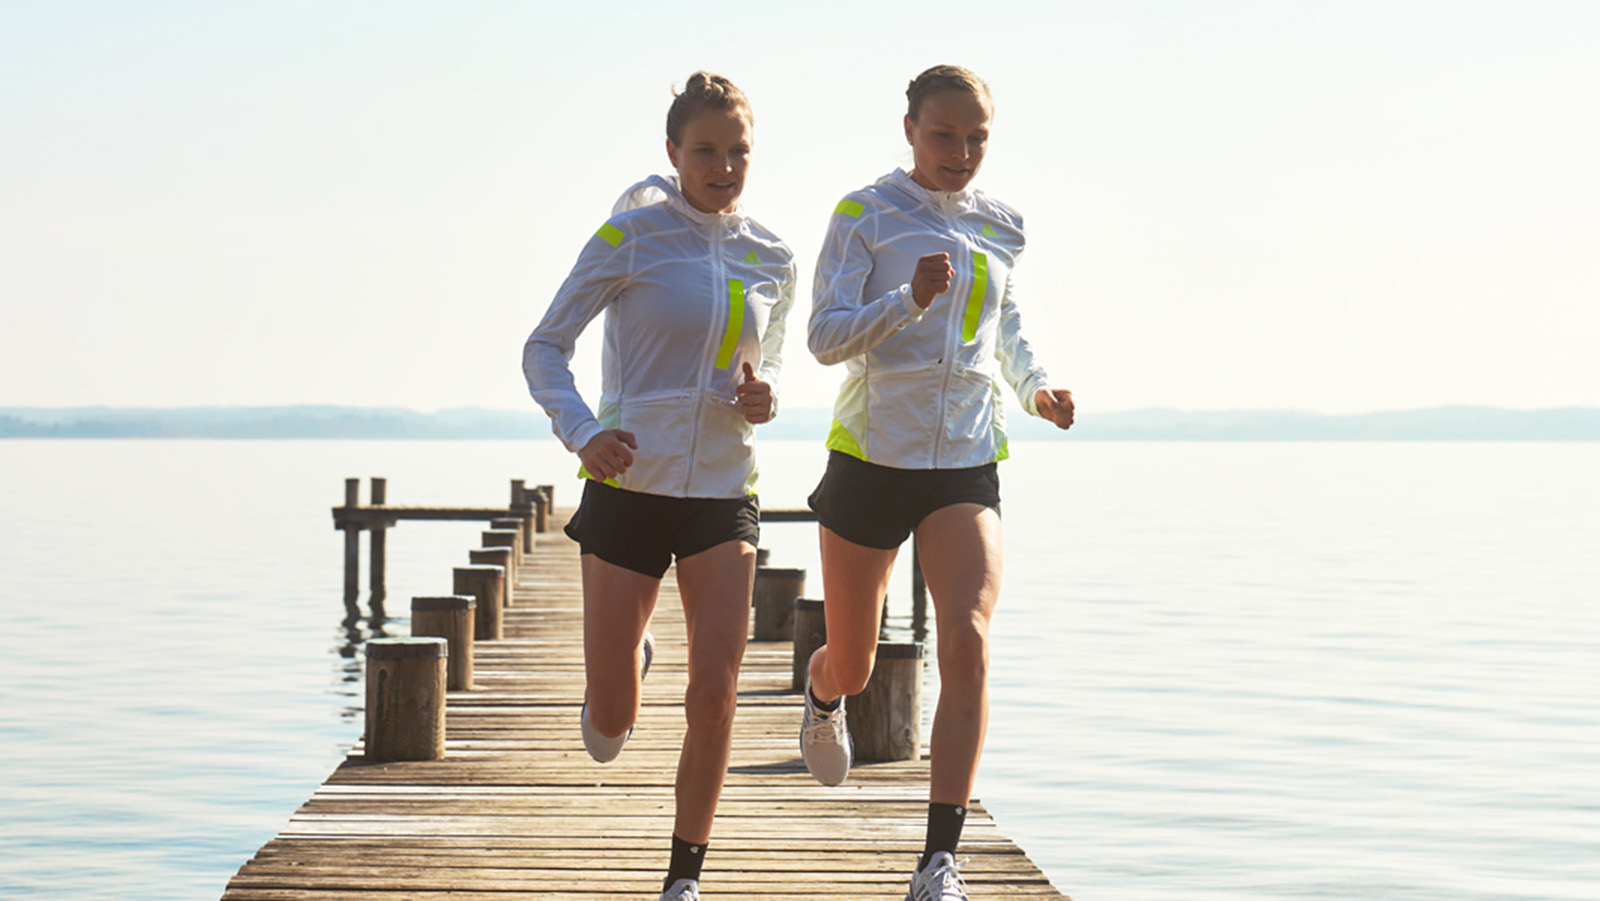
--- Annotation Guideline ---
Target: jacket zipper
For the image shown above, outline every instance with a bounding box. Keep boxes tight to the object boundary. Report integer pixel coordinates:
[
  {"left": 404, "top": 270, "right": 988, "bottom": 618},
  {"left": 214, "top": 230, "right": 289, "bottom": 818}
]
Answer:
[
  {"left": 685, "top": 223, "right": 725, "bottom": 495},
  {"left": 932, "top": 202, "right": 964, "bottom": 467}
]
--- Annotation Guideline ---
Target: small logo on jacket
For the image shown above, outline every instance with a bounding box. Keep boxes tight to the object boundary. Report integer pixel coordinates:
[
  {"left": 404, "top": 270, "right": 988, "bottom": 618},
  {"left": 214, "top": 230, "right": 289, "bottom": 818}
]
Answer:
[
  {"left": 980, "top": 223, "right": 998, "bottom": 238},
  {"left": 743, "top": 250, "right": 762, "bottom": 264}
]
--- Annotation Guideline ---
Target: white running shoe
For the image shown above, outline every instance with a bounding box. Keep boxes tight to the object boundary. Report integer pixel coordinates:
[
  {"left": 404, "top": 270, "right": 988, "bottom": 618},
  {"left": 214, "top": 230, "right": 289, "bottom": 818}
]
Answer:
[
  {"left": 905, "top": 851, "right": 969, "bottom": 901},
  {"left": 799, "top": 675, "right": 852, "bottom": 785},
  {"left": 660, "top": 878, "right": 699, "bottom": 900},
  {"left": 579, "top": 631, "right": 656, "bottom": 763}
]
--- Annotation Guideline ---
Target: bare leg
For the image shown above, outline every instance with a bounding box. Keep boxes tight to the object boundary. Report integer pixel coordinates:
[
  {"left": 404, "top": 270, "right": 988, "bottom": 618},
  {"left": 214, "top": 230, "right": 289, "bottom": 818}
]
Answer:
[
  {"left": 914, "top": 503, "right": 1003, "bottom": 806},
  {"left": 670, "top": 539, "right": 756, "bottom": 843},
  {"left": 807, "top": 525, "right": 899, "bottom": 702},
  {"left": 580, "top": 554, "right": 661, "bottom": 739}
]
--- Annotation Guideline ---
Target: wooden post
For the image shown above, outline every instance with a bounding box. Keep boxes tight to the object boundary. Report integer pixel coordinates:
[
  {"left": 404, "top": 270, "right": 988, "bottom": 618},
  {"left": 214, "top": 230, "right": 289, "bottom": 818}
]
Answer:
[
  {"left": 364, "top": 637, "right": 448, "bottom": 762},
  {"left": 792, "top": 597, "right": 826, "bottom": 690},
  {"left": 342, "top": 478, "right": 360, "bottom": 606},
  {"left": 533, "top": 485, "right": 554, "bottom": 533},
  {"left": 411, "top": 596, "right": 475, "bottom": 690},
  {"left": 910, "top": 541, "right": 928, "bottom": 641},
  {"left": 470, "top": 547, "right": 514, "bottom": 610},
  {"left": 752, "top": 566, "right": 805, "bottom": 641},
  {"left": 851, "top": 641, "right": 923, "bottom": 762},
  {"left": 369, "top": 477, "right": 388, "bottom": 618},
  {"left": 755, "top": 547, "right": 771, "bottom": 567},
  {"left": 453, "top": 565, "right": 505, "bottom": 642},
  {"left": 490, "top": 518, "right": 525, "bottom": 567},
  {"left": 482, "top": 529, "right": 520, "bottom": 594},
  {"left": 510, "top": 480, "right": 535, "bottom": 552}
]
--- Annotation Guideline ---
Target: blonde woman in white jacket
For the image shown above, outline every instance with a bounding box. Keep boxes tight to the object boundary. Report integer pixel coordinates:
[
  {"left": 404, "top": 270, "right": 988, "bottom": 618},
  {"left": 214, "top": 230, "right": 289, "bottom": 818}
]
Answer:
[
  {"left": 797, "top": 65, "right": 1075, "bottom": 900},
  {"left": 522, "top": 72, "right": 794, "bottom": 901}
]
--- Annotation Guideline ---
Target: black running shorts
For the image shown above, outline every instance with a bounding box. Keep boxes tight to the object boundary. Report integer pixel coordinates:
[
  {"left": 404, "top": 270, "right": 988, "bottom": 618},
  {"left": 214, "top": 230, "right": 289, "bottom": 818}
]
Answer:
[
  {"left": 806, "top": 451, "right": 1001, "bottom": 550},
  {"left": 563, "top": 479, "right": 761, "bottom": 578}
]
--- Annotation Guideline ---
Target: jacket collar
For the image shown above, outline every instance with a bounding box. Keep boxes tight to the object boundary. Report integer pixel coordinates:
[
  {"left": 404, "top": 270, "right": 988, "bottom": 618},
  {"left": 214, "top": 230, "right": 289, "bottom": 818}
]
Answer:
[
  {"left": 612, "top": 174, "right": 749, "bottom": 231},
  {"left": 883, "top": 167, "right": 976, "bottom": 212}
]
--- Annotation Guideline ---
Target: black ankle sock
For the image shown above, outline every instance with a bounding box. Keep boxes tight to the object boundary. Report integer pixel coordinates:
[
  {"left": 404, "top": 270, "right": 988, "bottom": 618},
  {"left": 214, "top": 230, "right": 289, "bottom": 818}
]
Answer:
[
  {"left": 918, "top": 802, "right": 968, "bottom": 870},
  {"left": 808, "top": 687, "right": 841, "bottom": 712},
  {"left": 664, "top": 834, "right": 706, "bottom": 890}
]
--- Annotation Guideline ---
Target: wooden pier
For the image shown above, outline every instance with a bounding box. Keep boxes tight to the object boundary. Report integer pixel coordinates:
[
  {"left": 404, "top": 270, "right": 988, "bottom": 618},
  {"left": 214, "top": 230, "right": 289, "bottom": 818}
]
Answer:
[{"left": 227, "top": 495, "right": 1070, "bottom": 899}]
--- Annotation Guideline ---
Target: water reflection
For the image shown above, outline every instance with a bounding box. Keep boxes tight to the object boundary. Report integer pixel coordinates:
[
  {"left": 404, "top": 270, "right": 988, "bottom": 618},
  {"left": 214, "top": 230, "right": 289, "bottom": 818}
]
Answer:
[{"left": 330, "top": 594, "right": 403, "bottom": 722}]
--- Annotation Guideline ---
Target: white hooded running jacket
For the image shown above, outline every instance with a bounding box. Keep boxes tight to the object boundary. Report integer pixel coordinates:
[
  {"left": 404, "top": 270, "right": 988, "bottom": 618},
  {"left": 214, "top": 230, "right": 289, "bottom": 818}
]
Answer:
[
  {"left": 809, "top": 168, "right": 1053, "bottom": 470},
  {"left": 523, "top": 175, "right": 795, "bottom": 498}
]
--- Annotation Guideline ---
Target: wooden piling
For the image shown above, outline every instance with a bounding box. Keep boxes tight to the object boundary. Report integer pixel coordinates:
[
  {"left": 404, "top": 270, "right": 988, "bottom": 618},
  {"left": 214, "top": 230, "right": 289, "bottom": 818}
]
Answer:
[
  {"left": 752, "top": 566, "right": 805, "bottom": 641},
  {"left": 453, "top": 565, "right": 504, "bottom": 642},
  {"left": 469, "top": 546, "right": 514, "bottom": 610},
  {"left": 536, "top": 484, "right": 554, "bottom": 533},
  {"left": 490, "top": 518, "right": 525, "bottom": 565},
  {"left": 368, "top": 477, "right": 388, "bottom": 615},
  {"left": 342, "top": 478, "right": 360, "bottom": 603},
  {"left": 792, "top": 597, "right": 826, "bottom": 690},
  {"left": 410, "top": 596, "right": 475, "bottom": 691},
  {"left": 363, "top": 637, "right": 448, "bottom": 762},
  {"left": 481, "top": 529, "right": 520, "bottom": 594},
  {"left": 509, "top": 480, "right": 535, "bottom": 552},
  {"left": 851, "top": 641, "right": 924, "bottom": 762},
  {"left": 910, "top": 541, "right": 928, "bottom": 640}
]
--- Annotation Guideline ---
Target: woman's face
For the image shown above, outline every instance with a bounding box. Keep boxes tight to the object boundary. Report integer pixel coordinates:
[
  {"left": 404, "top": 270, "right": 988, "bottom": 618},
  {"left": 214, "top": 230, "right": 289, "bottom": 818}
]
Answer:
[
  {"left": 904, "top": 89, "right": 992, "bottom": 194},
  {"left": 667, "top": 108, "right": 753, "bottom": 214}
]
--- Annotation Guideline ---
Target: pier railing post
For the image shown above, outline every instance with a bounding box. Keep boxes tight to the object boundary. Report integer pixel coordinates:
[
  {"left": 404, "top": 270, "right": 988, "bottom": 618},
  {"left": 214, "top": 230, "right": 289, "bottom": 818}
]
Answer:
[
  {"left": 753, "top": 566, "right": 805, "bottom": 641},
  {"left": 910, "top": 541, "right": 928, "bottom": 640},
  {"left": 364, "top": 637, "right": 448, "bottom": 762},
  {"left": 454, "top": 565, "right": 505, "bottom": 641},
  {"left": 411, "top": 596, "right": 475, "bottom": 691},
  {"left": 792, "top": 597, "right": 826, "bottom": 690},
  {"left": 469, "top": 547, "right": 514, "bottom": 610},
  {"left": 536, "top": 484, "right": 555, "bottom": 533},
  {"left": 851, "top": 640, "right": 924, "bottom": 762},
  {"left": 510, "top": 480, "right": 535, "bottom": 552}
]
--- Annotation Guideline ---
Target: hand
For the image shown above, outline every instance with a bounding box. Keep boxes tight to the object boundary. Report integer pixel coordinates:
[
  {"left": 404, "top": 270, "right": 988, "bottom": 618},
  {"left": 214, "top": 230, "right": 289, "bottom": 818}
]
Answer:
[
  {"left": 578, "top": 429, "right": 638, "bottom": 481},
  {"left": 736, "top": 361, "right": 774, "bottom": 424},
  {"left": 910, "top": 252, "right": 954, "bottom": 309},
  {"left": 1035, "top": 388, "right": 1075, "bottom": 430}
]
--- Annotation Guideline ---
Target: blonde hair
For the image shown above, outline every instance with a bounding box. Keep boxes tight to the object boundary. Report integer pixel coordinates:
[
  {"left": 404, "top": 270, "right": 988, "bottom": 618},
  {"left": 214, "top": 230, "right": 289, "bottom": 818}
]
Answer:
[
  {"left": 905, "top": 64, "right": 991, "bottom": 120},
  {"left": 666, "top": 71, "right": 753, "bottom": 144}
]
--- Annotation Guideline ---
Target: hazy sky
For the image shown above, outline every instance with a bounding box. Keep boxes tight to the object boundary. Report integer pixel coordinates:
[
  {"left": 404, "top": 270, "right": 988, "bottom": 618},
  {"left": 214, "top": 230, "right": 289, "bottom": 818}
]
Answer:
[{"left": 3, "top": 1, "right": 1596, "bottom": 417}]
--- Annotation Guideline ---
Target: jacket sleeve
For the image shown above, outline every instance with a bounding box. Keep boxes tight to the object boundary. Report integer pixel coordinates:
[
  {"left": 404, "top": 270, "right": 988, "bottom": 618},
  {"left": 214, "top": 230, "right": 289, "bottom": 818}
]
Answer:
[
  {"left": 807, "top": 207, "right": 925, "bottom": 366},
  {"left": 995, "top": 266, "right": 1052, "bottom": 417},
  {"left": 756, "top": 254, "right": 797, "bottom": 421},
  {"left": 522, "top": 230, "right": 630, "bottom": 453}
]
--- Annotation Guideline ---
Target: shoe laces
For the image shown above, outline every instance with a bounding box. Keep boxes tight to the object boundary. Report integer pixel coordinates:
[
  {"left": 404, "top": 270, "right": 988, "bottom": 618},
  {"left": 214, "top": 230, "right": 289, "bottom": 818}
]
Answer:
[
  {"left": 803, "top": 702, "right": 845, "bottom": 744},
  {"left": 917, "top": 855, "right": 970, "bottom": 900}
]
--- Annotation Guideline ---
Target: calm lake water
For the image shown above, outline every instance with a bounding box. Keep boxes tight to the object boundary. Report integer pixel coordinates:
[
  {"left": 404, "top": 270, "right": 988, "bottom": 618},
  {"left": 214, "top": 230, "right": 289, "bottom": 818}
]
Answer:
[{"left": 0, "top": 439, "right": 1595, "bottom": 900}]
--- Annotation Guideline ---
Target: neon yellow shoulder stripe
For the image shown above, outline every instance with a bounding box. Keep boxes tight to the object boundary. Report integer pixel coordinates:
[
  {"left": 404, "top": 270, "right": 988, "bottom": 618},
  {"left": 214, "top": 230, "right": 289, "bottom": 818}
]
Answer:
[
  {"left": 715, "top": 279, "right": 745, "bottom": 370},
  {"left": 825, "top": 418, "right": 865, "bottom": 459},
  {"left": 962, "top": 252, "right": 988, "bottom": 342},
  {"left": 834, "top": 200, "right": 865, "bottom": 217},
  {"left": 595, "top": 222, "right": 625, "bottom": 247}
]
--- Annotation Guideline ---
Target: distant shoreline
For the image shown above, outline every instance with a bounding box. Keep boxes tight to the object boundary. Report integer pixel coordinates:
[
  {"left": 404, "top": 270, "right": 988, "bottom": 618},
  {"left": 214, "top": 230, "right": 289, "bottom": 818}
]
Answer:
[{"left": 3, "top": 405, "right": 1597, "bottom": 441}]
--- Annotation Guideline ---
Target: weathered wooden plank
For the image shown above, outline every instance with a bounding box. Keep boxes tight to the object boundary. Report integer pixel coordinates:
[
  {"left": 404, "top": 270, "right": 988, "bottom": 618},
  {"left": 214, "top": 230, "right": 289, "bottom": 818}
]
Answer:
[{"left": 224, "top": 506, "right": 1071, "bottom": 900}]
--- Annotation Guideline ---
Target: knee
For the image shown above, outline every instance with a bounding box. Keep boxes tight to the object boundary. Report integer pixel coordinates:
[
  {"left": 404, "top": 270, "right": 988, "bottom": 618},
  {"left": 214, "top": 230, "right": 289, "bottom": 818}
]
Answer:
[
  {"left": 684, "top": 672, "right": 739, "bottom": 734},
  {"left": 586, "top": 695, "right": 635, "bottom": 739},
  {"left": 937, "top": 622, "right": 990, "bottom": 686},
  {"left": 822, "top": 651, "right": 875, "bottom": 698}
]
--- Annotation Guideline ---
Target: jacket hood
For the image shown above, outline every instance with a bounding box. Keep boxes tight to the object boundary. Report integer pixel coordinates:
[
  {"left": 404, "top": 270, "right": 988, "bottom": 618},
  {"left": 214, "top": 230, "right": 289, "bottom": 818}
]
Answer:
[{"left": 612, "top": 174, "right": 748, "bottom": 228}]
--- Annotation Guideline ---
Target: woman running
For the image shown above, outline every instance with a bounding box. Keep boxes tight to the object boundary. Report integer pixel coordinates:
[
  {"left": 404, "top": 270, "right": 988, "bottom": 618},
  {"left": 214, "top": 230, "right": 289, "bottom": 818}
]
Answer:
[
  {"left": 523, "top": 72, "right": 793, "bottom": 901},
  {"left": 797, "top": 64, "right": 1075, "bottom": 900}
]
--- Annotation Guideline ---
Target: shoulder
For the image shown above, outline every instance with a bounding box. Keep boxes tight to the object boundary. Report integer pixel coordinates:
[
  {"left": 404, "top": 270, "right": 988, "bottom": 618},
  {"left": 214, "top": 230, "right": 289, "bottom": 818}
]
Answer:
[
  {"left": 973, "top": 190, "right": 1025, "bottom": 232},
  {"left": 592, "top": 203, "right": 680, "bottom": 248}
]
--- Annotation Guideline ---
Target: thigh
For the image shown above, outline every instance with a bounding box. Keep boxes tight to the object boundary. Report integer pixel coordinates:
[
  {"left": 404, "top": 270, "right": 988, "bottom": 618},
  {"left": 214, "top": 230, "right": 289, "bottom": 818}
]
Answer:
[
  {"left": 819, "top": 525, "right": 899, "bottom": 661},
  {"left": 914, "top": 503, "right": 1003, "bottom": 631},
  {"left": 674, "top": 539, "right": 757, "bottom": 676},
  {"left": 581, "top": 553, "right": 660, "bottom": 675}
]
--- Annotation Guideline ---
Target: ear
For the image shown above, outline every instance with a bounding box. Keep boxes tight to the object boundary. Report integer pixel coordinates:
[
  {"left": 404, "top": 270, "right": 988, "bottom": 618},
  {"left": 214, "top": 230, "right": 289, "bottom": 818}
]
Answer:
[
  {"left": 666, "top": 137, "right": 680, "bottom": 169},
  {"left": 904, "top": 114, "right": 915, "bottom": 145}
]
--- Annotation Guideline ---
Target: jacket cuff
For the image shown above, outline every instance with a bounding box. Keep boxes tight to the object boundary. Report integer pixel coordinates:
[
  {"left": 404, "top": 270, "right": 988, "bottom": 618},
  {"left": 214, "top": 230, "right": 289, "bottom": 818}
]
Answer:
[
  {"left": 563, "top": 419, "right": 605, "bottom": 455},
  {"left": 897, "top": 284, "right": 925, "bottom": 320}
]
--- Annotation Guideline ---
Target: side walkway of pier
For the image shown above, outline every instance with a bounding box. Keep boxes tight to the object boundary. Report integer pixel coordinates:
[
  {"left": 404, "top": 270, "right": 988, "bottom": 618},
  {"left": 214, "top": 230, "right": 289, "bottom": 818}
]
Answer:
[{"left": 223, "top": 509, "right": 1071, "bottom": 899}]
